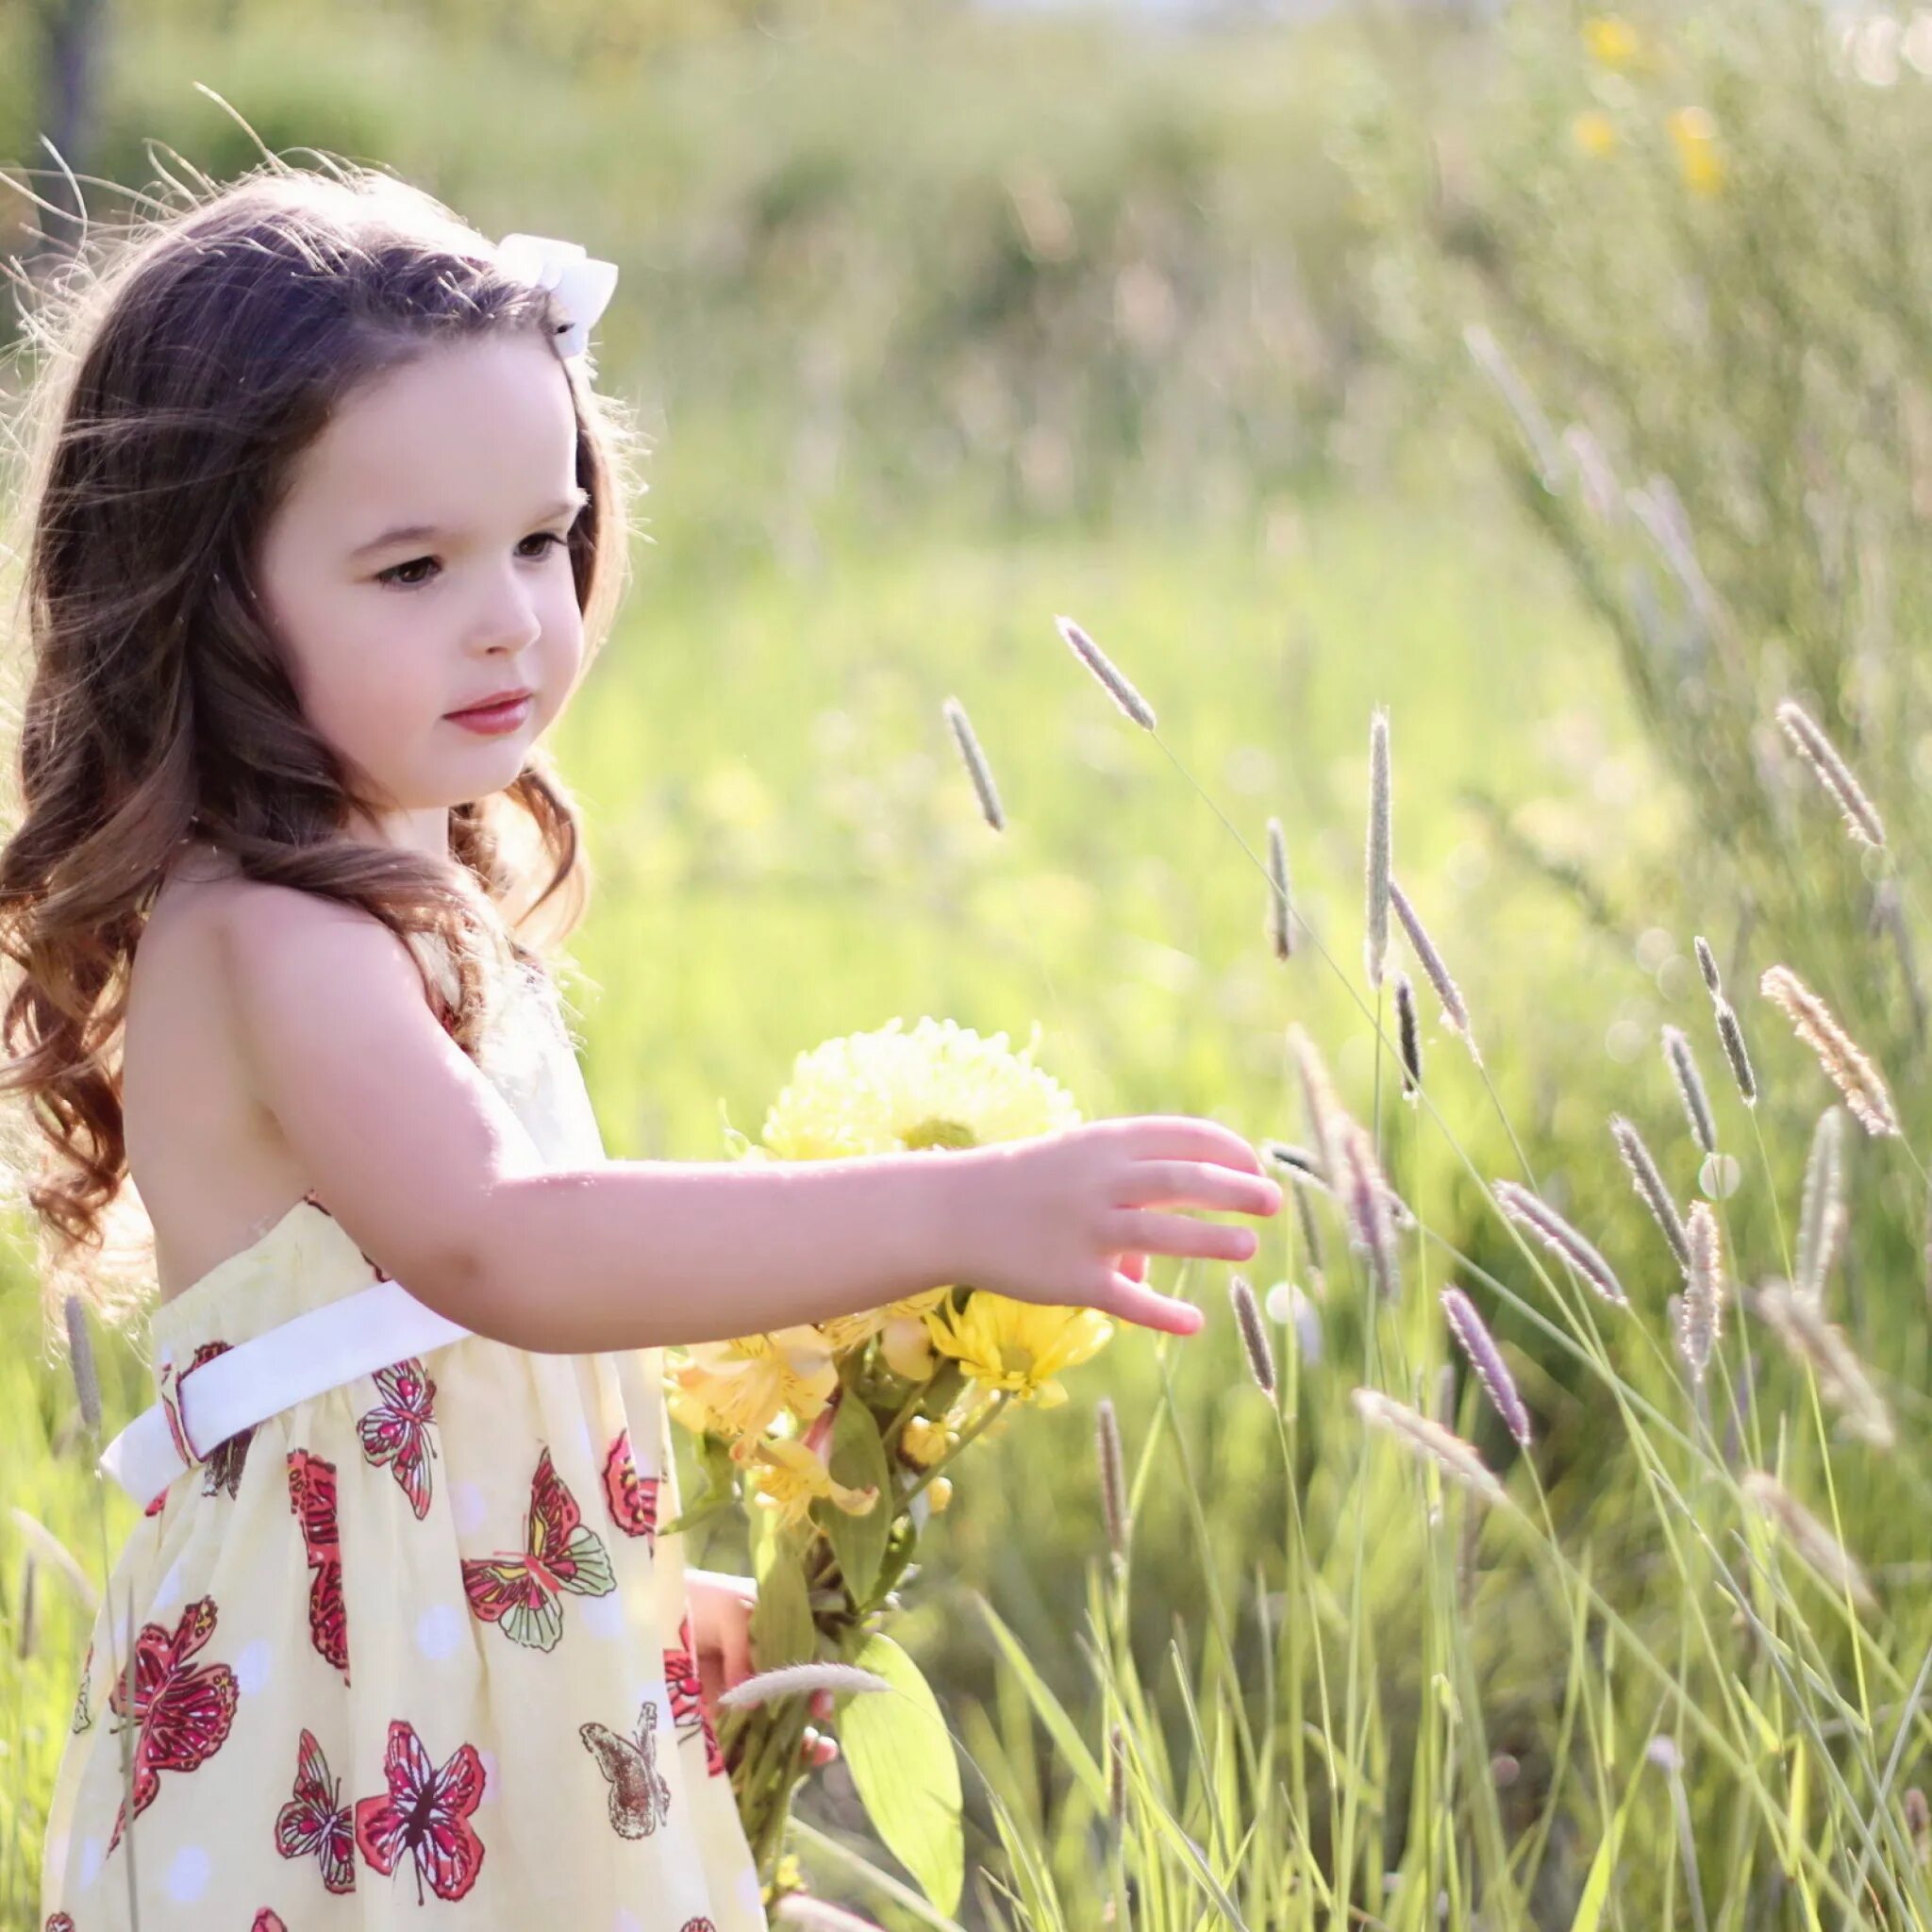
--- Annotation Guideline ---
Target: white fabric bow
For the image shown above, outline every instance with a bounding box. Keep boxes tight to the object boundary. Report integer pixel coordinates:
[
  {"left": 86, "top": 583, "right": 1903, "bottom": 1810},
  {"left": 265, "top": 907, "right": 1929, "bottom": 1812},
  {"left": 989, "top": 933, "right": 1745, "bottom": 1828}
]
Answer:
[{"left": 493, "top": 232, "right": 619, "bottom": 363}]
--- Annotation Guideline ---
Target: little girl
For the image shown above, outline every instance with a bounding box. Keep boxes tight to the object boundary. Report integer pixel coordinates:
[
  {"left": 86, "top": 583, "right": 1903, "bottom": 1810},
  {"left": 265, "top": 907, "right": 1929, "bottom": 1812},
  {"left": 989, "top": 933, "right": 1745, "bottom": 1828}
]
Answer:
[{"left": 3, "top": 158, "right": 1280, "bottom": 1929}]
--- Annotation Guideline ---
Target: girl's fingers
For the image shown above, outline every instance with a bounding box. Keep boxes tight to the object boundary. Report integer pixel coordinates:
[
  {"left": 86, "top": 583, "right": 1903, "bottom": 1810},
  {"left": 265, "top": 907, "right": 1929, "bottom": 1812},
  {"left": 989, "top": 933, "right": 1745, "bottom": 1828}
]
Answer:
[
  {"left": 1113, "top": 1208, "right": 1259, "bottom": 1263},
  {"left": 1119, "top": 1251, "right": 1148, "bottom": 1282},
  {"left": 1122, "top": 1160, "right": 1281, "bottom": 1216}
]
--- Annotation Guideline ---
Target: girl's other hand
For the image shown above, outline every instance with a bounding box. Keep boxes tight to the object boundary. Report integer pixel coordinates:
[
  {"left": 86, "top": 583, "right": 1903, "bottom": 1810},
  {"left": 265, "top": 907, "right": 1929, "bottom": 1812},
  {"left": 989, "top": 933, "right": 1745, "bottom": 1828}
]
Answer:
[{"left": 689, "top": 1569, "right": 838, "bottom": 1771}]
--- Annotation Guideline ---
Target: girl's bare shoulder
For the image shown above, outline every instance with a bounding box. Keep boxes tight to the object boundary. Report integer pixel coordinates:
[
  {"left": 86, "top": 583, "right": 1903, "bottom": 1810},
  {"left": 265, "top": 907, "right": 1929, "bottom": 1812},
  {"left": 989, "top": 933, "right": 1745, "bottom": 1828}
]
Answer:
[{"left": 126, "top": 840, "right": 310, "bottom": 1301}]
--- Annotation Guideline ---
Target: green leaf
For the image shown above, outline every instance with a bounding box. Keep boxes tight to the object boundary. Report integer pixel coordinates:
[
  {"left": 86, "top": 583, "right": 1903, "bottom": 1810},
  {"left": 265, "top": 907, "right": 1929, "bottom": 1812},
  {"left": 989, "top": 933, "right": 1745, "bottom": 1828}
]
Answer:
[
  {"left": 814, "top": 1392, "right": 893, "bottom": 1602},
  {"left": 749, "top": 1524, "right": 816, "bottom": 1671},
  {"left": 842, "top": 1632, "right": 964, "bottom": 1916}
]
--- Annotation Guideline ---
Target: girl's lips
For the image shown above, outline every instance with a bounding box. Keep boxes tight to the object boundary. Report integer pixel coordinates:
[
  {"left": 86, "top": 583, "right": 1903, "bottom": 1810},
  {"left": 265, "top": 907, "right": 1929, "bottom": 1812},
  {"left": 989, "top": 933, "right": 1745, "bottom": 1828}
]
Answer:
[{"left": 445, "top": 693, "right": 534, "bottom": 735}]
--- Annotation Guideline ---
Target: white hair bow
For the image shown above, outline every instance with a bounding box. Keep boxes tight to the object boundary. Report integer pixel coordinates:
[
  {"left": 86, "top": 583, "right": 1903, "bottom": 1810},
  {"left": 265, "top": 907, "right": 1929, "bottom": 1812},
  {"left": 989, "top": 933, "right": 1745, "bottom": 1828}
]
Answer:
[{"left": 493, "top": 232, "right": 619, "bottom": 364}]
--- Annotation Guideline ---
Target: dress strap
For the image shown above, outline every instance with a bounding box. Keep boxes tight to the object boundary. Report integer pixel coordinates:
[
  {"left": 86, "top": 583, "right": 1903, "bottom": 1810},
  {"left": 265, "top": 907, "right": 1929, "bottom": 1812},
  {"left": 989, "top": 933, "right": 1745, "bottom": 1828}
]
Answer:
[{"left": 99, "top": 1279, "right": 473, "bottom": 1507}]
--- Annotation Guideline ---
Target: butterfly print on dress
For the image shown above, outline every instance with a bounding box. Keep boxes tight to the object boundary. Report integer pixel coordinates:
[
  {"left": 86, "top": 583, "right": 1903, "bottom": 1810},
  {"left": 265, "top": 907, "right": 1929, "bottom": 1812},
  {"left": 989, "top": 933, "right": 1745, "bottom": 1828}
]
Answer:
[
  {"left": 358, "top": 1358, "right": 438, "bottom": 1521},
  {"left": 461, "top": 1447, "right": 616, "bottom": 1653},
  {"left": 70, "top": 1641, "right": 92, "bottom": 1733},
  {"left": 183, "top": 1341, "right": 257, "bottom": 1497},
  {"left": 579, "top": 1697, "right": 672, "bottom": 1839},
  {"left": 253, "top": 1913, "right": 288, "bottom": 1931},
  {"left": 44, "top": 1916, "right": 75, "bottom": 1931},
  {"left": 353, "top": 1718, "right": 487, "bottom": 1904},
  {"left": 288, "top": 1450, "right": 350, "bottom": 1680},
  {"left": 105, "top": 1595, "right": 239, "bottom": 1850},
  {"left": 276, "top": 1726, "right": 356, "bottom": 1894},
  {"left": 663, "top": 1611, "right": 727, "bottom": 1778},
  {"left": 602, "top": 1429, "right": 660, "bottom": 1547}
]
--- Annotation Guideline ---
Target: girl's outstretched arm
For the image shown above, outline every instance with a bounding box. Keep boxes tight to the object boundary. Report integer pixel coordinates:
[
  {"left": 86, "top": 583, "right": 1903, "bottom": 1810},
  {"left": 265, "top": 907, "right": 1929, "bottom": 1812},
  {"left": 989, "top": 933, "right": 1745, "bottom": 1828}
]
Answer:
[
  {"left": 226, "top": 883, "right": 1275, "bottom": 1353},
  {"left": 224, "top": 883, "right": 970, "bottom": 1355}
]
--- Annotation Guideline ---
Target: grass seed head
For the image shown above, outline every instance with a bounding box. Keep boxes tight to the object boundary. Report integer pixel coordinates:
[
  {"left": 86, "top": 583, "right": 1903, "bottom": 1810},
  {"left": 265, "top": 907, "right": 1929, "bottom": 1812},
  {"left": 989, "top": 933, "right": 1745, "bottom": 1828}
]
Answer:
[
  {"left": 941, "top": 696, "right": 1006, "bottom": 831},
  {"left": 1775, "top": 698, "right": 1887, "bottom": 850},
  {"left": 1266, "top": 815, "right": 1295, "bottom": 961},
  {"left": 1759, "top": 965, "right": 1900, "bottom": 1137},
  {"left": 1662, "top": 1024, "right": 1719, "bottom": 1155},
  {"left": 1608, "top": 1113, "right": 1692, "bottom": 1272},
  {"left": 1492, "top": 1180, "right": 1630, "bottom": 1308},
  {"left": 1441, "top": 1286, "right": 1532, "bottom": 1447},
  {"left": 1228, "top": 1274, "right": 1277, "bottom": 1398}
]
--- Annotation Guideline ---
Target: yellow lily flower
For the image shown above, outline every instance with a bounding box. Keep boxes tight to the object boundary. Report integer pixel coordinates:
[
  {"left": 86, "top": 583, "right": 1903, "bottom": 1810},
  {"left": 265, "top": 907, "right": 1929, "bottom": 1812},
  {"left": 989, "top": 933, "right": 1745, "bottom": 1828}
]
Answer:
[{"left": 747, "top": 1436, "right": 880, "bottom": 1532}]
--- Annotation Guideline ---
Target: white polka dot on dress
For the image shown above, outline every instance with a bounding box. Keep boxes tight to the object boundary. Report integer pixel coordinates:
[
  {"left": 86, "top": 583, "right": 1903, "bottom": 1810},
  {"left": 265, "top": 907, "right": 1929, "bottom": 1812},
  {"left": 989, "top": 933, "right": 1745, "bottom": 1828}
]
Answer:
[
  {"left": 614, "top": 1910, "right": 644, "bottom": 1932},
  {"left": 164, "top": 1843, "right": 211, "bottom": 1902},
  {"left": 451, "top": 1479, "right": 489, "bottom": 1535},
  {"left": 149, "top": 1552, "right": 188, "bottom": 1614},
  {"left": 415, "top": 1602, "right": 465, "bottom": 1660},
  {"left": 77, "top": 1837, "right": 104, "bottom": 1890},
  {"left": 577, "top": 1589, "right": 628, "bottom": 1641},
  {"left": 234, "top": 1638, "right": 275, "bottom": 1695}
]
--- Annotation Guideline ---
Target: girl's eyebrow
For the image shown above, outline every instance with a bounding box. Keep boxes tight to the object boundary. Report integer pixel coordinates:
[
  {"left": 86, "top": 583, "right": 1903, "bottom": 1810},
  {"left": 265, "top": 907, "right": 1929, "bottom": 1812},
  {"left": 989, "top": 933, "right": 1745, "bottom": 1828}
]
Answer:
[{"left": 349, "top": 487, "right": 590, "bottom": 558}]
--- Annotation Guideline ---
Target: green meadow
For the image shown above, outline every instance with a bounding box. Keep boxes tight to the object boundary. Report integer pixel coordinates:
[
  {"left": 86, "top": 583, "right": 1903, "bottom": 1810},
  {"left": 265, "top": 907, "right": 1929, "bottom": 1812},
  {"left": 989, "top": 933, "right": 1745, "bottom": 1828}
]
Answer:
[{"left": 7, "top": 1, "right": 1932, "bottom": 1925}]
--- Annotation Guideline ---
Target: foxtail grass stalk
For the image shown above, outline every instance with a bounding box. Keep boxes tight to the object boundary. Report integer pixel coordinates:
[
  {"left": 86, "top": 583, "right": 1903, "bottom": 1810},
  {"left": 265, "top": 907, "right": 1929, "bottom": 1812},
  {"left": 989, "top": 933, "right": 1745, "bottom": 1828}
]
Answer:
[
  {"left": 1760, "top": 964, "right": 1902, "bottom": 1140},
  {"left": 1365, "top": 708, "right": 1391, "bottom": 992},
  {"left": 1776, "top": 698, "right": 1887, "bottom": 851},
  {"left": 1663, "top": 1024, "right": 1720, "bottom": 1157},
  {"left": 1608, "top": 1113, "right": 1692, "bottom": 1271}
]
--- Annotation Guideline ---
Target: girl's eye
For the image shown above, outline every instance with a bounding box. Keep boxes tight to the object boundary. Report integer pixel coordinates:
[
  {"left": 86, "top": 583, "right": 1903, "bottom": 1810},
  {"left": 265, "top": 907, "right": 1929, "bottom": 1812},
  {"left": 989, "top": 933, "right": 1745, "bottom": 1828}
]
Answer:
[{"left": 374, "top": 530, "right": 572, "bottom": 590}]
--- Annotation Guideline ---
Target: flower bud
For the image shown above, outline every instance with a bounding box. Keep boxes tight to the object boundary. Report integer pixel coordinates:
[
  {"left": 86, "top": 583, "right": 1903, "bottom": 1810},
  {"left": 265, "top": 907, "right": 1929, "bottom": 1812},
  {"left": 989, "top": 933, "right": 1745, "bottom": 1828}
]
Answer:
[{"left": 926, "top": 1477, "right": 954, "bottom": 1513}]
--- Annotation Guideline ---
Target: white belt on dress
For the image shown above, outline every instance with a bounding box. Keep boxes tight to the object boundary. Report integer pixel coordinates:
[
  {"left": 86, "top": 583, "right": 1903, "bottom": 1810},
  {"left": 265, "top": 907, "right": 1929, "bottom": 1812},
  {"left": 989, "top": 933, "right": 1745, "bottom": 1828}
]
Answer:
[{"left": 99, "top": 1278, "right": 473, "bottom": 1507}]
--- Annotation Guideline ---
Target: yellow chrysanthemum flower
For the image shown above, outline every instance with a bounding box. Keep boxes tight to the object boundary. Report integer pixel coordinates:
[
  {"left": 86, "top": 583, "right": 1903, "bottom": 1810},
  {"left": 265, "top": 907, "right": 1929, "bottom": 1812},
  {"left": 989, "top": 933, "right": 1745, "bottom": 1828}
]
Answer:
[
  {"left": 923, "top": 1293, "right": 1113, "bottom": 1408},
  {"left": 1582, "top": 15, "right": 1641, "bottom": 68},
  {"left": 669, "top": 1327, "right": 839, "bottom": 1462},
  {"left": 758, "top": 1015, "right": 1082, "bottom": 1163},
  {"left": 1572, "top": 109, "right": 1618, "bottom": 158},
  {"left": 747, "top": 1436, "right": 880, "bottom": 1532},
  {"left": 1668, "top": 107, "right": 1724, "bottom": 195}
]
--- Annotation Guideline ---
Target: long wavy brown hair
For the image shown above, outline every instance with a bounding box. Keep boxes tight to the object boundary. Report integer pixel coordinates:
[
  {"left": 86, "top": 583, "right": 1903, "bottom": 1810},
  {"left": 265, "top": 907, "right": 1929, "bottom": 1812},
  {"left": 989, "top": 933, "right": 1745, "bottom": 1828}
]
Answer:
[{"left": 0, "top": 157, "right": 644, "bottom": 1326}]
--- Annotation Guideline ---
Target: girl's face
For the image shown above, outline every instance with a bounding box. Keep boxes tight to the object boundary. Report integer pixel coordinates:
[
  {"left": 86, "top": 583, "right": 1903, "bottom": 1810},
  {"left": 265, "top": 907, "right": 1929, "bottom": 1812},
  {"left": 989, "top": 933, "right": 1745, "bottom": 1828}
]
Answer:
[{"left": 254, "top": 333, "right": 589, "bottom": 855}]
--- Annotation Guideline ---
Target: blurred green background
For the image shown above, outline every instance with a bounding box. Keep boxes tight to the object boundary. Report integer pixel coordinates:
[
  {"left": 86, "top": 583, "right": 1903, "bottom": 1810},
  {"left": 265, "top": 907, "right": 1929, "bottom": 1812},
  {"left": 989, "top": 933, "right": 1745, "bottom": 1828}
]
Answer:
[{"left": 5, "top": 0, "right": 1932, "bottom": 1924}]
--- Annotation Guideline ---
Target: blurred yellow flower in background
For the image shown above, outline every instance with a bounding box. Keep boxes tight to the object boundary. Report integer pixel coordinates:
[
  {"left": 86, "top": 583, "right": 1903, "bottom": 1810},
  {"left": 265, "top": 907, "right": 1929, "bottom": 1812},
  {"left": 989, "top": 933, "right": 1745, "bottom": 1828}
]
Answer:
[
  {"left": 1583, "top": 14, "right": 1642, "bottom": 68},
  {"left": 1668, "top": 106, "right": 1724, "bottom": 194},
  {"left": 1572, "top": 109, "right": 1619, "bottom": 158},
  {"left": 923, "top": 1293, "right": 1113, "bottom": 1408},
  {"left": 746, "top": 1435, "right": 880, "bottom": 1531}
]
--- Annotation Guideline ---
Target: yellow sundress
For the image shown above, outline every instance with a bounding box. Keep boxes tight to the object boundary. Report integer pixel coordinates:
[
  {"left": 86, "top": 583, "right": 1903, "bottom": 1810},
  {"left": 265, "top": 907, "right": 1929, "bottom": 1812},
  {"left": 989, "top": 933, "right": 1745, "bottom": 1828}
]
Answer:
[{"left": 40, "top": 960, "right": 770, "bottom": 1931}]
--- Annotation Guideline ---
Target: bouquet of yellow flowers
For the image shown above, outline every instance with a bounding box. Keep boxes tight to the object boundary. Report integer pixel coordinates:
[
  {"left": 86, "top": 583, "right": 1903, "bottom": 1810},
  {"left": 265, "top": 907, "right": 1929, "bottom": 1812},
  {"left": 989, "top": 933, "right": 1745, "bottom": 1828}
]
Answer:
[{"left": 658, "top": 1015, "right": 1113, "bottom": 1909}]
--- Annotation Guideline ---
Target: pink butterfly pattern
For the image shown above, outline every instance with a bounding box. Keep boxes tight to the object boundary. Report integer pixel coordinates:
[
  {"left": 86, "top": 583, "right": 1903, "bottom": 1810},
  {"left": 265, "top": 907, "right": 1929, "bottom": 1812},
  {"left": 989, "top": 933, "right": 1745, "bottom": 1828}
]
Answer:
[
  {"left": 357, "top": 1357, "right": 439, "bottom": 1521},
  {"left": 353, "top": 1718, "right": 487, "bottom": 1904},
  {"left": 461, "top": 1448, "right": 616, "bottom": 1653},
  {"left": 663, "top": 1610, "right": 727, "bottom": 1779},
  {"left": 602, "top": 1429, "right": 660, "bottom": 1548},
  {"left": 105, "top": 1596, "right": 240, "bottom": 1851},
  {"left": 275, "top": 1727, "right": 356, "bottom": 1894}
]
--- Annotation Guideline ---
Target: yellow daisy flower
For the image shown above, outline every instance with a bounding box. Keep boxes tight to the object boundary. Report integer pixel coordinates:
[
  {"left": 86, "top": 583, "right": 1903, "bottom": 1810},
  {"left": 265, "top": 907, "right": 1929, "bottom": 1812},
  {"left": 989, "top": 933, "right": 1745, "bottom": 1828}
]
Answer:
[
  {"left": 1668, "top": 107, "right": 1724, "bottom": 196},
  {"left": 1572, "top": 109, "right": 1618, "bottom": 158},
  {"left": 747, "top": 1436, "right": 880, "bottom": 1532},
  {"left": 1583, "top": 15, "right": 1641, "bottom": 69},
  {"left": 923, "top": 1293, "right": 1113, "bottom": 1409}
]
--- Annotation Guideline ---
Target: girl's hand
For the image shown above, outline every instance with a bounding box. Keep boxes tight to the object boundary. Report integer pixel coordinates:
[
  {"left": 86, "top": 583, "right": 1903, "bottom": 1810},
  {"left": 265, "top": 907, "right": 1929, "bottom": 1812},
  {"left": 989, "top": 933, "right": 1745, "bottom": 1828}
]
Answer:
[
  {"left": 951, "top": 1118, "right": 1280, "bottom": 1336},
  {"left": 688, "top": 1568, "right": 838, "bottom": 1772}
]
